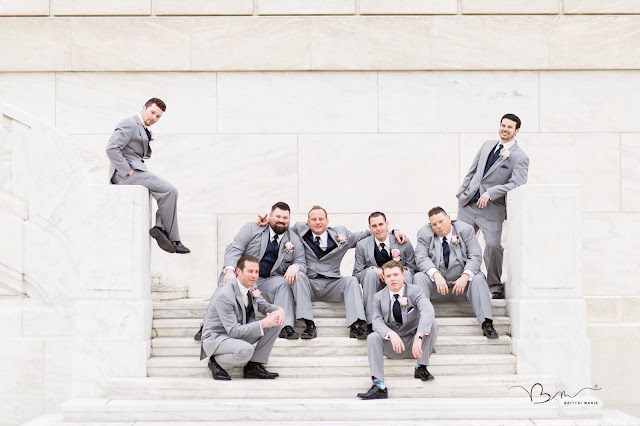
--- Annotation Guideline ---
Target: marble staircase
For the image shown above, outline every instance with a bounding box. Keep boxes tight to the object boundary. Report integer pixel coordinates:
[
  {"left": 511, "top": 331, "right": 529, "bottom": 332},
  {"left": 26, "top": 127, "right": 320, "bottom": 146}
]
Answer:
[{"left": 58, "top": 284, "right": 637, "bottom": 424}]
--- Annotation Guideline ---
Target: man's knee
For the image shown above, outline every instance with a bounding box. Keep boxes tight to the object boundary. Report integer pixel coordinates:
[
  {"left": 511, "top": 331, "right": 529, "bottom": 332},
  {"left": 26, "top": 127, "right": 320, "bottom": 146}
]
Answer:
[
  {"left": 367, "top": 332, "right": 383, "bottom": 346},
  {"left": 236, "top": 342, "right": 255, "bottom": 363}
]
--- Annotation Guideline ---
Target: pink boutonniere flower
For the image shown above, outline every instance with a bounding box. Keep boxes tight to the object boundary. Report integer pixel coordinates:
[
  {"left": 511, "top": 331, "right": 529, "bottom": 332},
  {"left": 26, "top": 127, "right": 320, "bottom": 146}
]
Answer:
[
  {"left": 337, "top": 234, "right": 347, "bottom": 246},
  {"left": 251, "top": 289, "right": 261, "bottom": 300},
  {"left": 282, "top": 241, "right": 294, "bottom": 253},
  {"left": 451, "top": 235, "right": 458, "bottom": 247},
  {"left": 391, "top": 248, "right": 401, "bottom": 261},
  {"left": 399, "top": 296, "right": 408, "bottom": 311},
  {"left": 500, "top": 149, "right": 511, "bottom": 160}
]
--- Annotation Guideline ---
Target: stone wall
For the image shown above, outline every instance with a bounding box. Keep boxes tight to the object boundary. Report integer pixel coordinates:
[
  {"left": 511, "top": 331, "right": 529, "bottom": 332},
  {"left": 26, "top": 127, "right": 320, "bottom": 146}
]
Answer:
[{"left": 0, "top": 0, "right": 639, "bottom": 422}]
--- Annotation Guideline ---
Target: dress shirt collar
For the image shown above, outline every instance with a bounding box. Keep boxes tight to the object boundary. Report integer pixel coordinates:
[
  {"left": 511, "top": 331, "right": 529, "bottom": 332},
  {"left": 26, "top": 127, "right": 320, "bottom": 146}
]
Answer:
[
  {"left": 497, "top": 139, "right": 516, "bottom": 152},
  {"left": 311, "top": 230, "right": 328, "bottom": 248},
  {"left": 269, "top": 227, "right": 283, "bottom": 244},
  {"left": 437, "top": 229, "right": 453, "bottom": 244},
  {"left": 137, "top": 113, "right": 148, "bottom": 130},
  {"left": 236, "top": 280, "right": 251, "bottom": 305},
  {"left": 389, "top": 285, "right": 405, "bottom": 304},
  {"left": 375, "top": 235, "right": 390, "bottom": 252}
]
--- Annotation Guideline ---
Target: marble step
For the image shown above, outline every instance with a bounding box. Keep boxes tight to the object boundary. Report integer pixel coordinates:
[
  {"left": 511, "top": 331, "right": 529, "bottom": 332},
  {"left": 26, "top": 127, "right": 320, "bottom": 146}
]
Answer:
[
  {"left": 147, "top": 354, "right": 516, "bottom": 378},
  {"left": 108, "top": 374, "right": 556, "bottom": 400},
  {"left": 152, "top": 317, "right": 510, "bottom": 338},
  {"left": 153, "top": 299, "right": 507, "bottom": 319},
  {"left": 62, "top": 397, "right": 604, "bottom": 422},
  {"left": 151, "top": 284, "right": 188, "bottom": 301},
  {"left": 151, "top": 335, "right": 512, "bottom": 357}
]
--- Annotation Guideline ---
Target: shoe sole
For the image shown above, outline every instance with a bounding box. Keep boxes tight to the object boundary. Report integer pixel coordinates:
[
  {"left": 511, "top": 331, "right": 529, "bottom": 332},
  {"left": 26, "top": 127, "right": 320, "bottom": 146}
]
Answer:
[
  {"left": 149, "top": 228, "right": 177, "bottom": 253},
  {"left": 484, "top": 333, "right": 499, "bottom": 339},
  {"left": 244, "top": 375, "right": 278, "bottom": 379},
  {"left": 357, "top": 394, "right": 388, "bottom": 400}
]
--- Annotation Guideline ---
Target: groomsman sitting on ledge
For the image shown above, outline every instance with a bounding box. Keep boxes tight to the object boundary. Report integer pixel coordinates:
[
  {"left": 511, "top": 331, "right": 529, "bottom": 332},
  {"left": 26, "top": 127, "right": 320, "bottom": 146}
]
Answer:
[
  {"left": 200, "top": 255, "right": 285, "bottom": 381},
  {"left": 413, "top": 207, "right": 497, "bottom": 339},
  {"left": 259, "top": 206, "right": 407, "bottom": 340},
  {"left": 357, "top": 261, "right": 438, "bottom": 400},
  {"left": 353, "top": 212, "right": 417, "bottom": 332}
]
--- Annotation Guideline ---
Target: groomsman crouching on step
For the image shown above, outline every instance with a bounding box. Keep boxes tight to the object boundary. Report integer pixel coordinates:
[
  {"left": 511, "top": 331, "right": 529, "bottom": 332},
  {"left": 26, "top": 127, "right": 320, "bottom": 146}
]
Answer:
[
  {"left": 358, "top": 261, "right": 438, "bottom": 400},
  {"left": 200, "top": 255, "right": 285, "bottom": 381}
]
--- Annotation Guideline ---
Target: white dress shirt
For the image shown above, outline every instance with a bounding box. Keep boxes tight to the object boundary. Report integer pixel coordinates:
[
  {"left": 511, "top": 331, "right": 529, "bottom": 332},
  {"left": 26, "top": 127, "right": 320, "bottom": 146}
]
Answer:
[
  {"left": 312, "top": 231, "right": 328, "bottom": 250},
  {"left": 426, "top": 229, "right": 475, "bottom": 282}
]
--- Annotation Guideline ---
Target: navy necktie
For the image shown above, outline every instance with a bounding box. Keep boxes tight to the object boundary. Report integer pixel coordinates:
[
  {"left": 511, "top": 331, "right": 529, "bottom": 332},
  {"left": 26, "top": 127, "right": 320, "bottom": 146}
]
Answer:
[
  {"left": 442, "top": 237, "right": 450, "bottom": 269},
  {"left": 483, "top": 144, "right": 503, "bottom": 176},
  {"left": 268, "top": 234, "right": 279, "bottom": 253},
  {"left": 144, "top": 127, "right": 152, "bottom": 142},
  {"left": 246, "top": 293, "right": 254, "bottom": 323},
  {"left": 314, "top": 236, "right": 322, "bottom": 250},
  {"left": 393, "top": 294, "right": 403, "bottom": 325}
]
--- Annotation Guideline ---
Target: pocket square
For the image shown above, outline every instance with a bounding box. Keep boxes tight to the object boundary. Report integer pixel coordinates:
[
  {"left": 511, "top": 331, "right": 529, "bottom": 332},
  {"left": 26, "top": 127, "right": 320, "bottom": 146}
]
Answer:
[
  {"left": 500, "top": 164, "right": 509, "bottom": 169},
  {"left": 407, "top": 307, "right": 415, "bottom": 314}
]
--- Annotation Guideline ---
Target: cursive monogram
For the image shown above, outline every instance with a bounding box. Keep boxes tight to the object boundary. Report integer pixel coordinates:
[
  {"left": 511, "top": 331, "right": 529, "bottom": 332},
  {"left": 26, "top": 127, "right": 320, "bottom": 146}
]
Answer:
[{"left": 509, "top": 382, "right": 601, "bottom": 404}]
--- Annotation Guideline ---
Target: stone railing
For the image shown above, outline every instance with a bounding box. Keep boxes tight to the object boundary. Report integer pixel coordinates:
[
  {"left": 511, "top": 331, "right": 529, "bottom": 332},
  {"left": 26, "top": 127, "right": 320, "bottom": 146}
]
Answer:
[
  {"left": 506, "top": 184, "right": 591, "bottom": 393},
  {"left": 0, "top": 100, "right": 152, "bottom": 424}
]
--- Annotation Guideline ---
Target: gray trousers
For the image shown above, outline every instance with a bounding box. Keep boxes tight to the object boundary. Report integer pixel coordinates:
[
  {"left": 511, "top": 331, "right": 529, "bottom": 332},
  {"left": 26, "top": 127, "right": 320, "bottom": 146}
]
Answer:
[
  {"left": 255, "top": 275, "right": 296, "bottom": 327},
  {"left": 294, "top": 274, "right": 366, "bottom": 327},
  {"left": 361, "top": 269, "right": 415, "bottom": 324},
  {"left": 413, "top": 271, "right": 492, "bottom": 325},
  {"left": 367, "top": 322, "right": 438, "bottom": 382},
  {"left": 211, "top": 324, "right": 281, "bottom": 371},
  {"left": 457, "top": 203, "right": 503, "bottom": 292},
  {"left": 111, "top": 170, "right": 181, "bottom": 242}
]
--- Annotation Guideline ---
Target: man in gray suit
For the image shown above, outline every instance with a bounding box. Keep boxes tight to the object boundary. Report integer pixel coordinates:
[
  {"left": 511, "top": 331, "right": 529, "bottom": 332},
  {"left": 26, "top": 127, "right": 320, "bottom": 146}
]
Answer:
[
  {"left": 353, "top": 212, "right": 417, "bottom": 330},
  {"left": 200, "top": 255, "right": 285, "bottom": 381},
  {"left": 106, "top": 98, "right": 190, "bottom": 254},
  {"left": 216, "top": 202, "right": 304, "bottom": 340},
  {"left": 413, "top": 206, "right": 497, "bottom": 339},
  {"left": 457, "top": 113, "right": 529, "bottom": 299},
  {"left": 357, "top": 260, "right": 438, "bottom": 400}
]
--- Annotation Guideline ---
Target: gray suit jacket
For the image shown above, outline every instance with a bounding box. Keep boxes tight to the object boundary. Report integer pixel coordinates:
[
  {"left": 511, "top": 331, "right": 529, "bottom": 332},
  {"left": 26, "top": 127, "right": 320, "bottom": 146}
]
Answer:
[
  {"left": 221, "top": 223, "right": 307, "bottom": 282},
  {"left": 200, "top": 278, "right": 279, "bottom": 360},
  {"left": 415, "top": 220, "right": 482, "bottom": 276},
  {"left": 105, "top": 114, "right": 152, "bottom": 181},
  {"left": 353, "top": 233, "right": 417, "bottom": 281},
  {"left": 291, "top": 222, "right": 370, "bottom": 279},
  {"left": 457, "top": 140, "right": 529, "bottom": 221},
  {"left": 372, "top": 283, "right": 434, "bottom": 339}
]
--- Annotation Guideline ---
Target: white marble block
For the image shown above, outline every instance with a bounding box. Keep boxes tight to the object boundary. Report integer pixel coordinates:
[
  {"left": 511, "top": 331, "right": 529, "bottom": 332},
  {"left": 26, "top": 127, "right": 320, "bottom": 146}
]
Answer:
[
  {"left": 151, "top": 213, "right": 218, "bottom": 299},
  {"left": 0, "top": 0, "right": 49, "bottom": 15},
  {"left": 0, "top": 209, "right": 24, "bottom": 275},
  {"left": 258, "top": 0, "right": 355, "bottom": 15},
  {"left": 360, "top": 0, "right": 457, "bottom": 14},
  {"left": 462, "top": 0, "right": 559, "bottom": 14},
  {"left": 506, "top": 185, "right": 591, "bottom": 392},
  {"left": 0, "top": 18, "right": 71, "bottom": 71},
  {"left": 564, "top": 0, "right": 640, "bottom": 14},
  {"left": 74, "top": 300, "right": 152, "bottom": 342},
  {"left": 52, "top": 0, "right": 151, "bottom": 15},
  {"left": 154, "top": 0, "right": 253, "bottom": 15},
  {"left": 622, "top": 133, "right": 640, "bottom": 212},
  {"left": 0, "top": 73, "right": 56, "bottom": 127}
]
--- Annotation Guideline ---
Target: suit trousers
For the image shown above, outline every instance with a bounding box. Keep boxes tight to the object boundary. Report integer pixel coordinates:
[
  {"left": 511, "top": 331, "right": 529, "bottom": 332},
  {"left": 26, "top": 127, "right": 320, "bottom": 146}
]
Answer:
[
  {"left": 211, "top": 324, "right": 281, "bottom": 371},
  {"left": 294, "top": 274, "right": 366, "bottom": 327},
  {"left": 361, "top": 269, "right": 415, "bottom": 324},
  {"left": 457, "top": 203, "right": 503, "bottom": 292},
  {"left": 111, "top": 170, "right": 181, "bottom": 242},
  {"left": 413, "top": 272, "right": 493, "bottom": 325},
  {"left": 255, "top": 275, "right": 296, "bottom": 327},
  {"left": 367, "top": 323, "right": 438, "bottom": 382}
]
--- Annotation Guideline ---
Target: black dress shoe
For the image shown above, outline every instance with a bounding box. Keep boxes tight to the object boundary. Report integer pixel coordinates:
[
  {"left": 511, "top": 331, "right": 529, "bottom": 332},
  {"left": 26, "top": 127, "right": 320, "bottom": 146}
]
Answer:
[
  {"left": 491, "top": 291, "right": 505, "bottom": 299},
  {"left": 150, "top": 226, "right": 176, "bottom": 253},
  {"left": 301, "top": 323, "right": 317, "bottom": 339},
  {"left": 194, "top": 324, "right": 203, "bottom": 341},
  {"left": 357, "top": 384, "right": 388, "bottom": 400},
  {"left": 350, "top": 322, "right": 369, "bottom": 340},
  {"left": 173, "top": 241, "right": 191, "bottom": 254},
  {"left": 279, "top": 325, "right": 300, "bottom": 339},
  {"left": 482, "top": 320, "right": 499, "bottom": 339},
  {"left": 414, "top": 365, "right": 435, "bottom": 381},
  {"left": 243, "top": 362, "right": 279, "bottom": 379},
  {"left": 208, "top": 357, "right": 231, "bottom": 381}
]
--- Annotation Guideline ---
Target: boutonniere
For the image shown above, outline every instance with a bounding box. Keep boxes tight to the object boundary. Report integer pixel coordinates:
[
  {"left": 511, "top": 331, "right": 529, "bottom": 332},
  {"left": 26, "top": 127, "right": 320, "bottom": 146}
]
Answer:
[
  {"left": 451, "top": 235, "right": 458, "bottom": 248},
  {"left": 391, "top": 248, "right": 401, "bottom": 261},
  {"left": 399, "top": 297, "right": 408, "bottom": 311},
  {"left": 500, "top": 149, "right": 511, "bottom": 161},
  {"left": 337, "top": 234, "right": 347, "bottom": 246},
  {"left": 251, "top": 289, "right": 261, "bottom": 300},
  {"left": 282, "top": 241, "right": 294, "bottom": 253}
]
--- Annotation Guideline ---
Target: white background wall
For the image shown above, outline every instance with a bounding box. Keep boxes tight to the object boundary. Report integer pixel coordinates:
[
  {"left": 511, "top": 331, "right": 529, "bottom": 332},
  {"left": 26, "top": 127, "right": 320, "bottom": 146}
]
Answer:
[{"left": 1, "top": 0, "right": 639, "bottom": 422}]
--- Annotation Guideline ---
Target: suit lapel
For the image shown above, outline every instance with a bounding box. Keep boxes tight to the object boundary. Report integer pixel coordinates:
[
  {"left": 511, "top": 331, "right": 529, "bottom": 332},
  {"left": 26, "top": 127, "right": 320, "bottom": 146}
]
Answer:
[
  {"left": 432, "top": 235, "right": 443, "bottom": 274},
  {"left": 484, "top": 142, "right": 519, "bottom": 179},
  {"left": 450, "top": 223, "right": 464, "bottom": 266},
  {"left": 273, "top": 230, "right": 287, "bottom": 270},
  {"left": 381, "top": 288, "right": 391, "bottom": 324},
  {"left": 367, "top": 237, "right": 376, "bottom": 265},
  {"left": 258, "top": 227, "right": 270, "bottom": 259},
  {"left": 134, "top": 115, "right": 149, "bottom": 157},
  {"left": 232, "top": 281, "right": 247, "bottom": 325},
  {"left": 389, "top": 234, "right": 400, "bottom": 259}
]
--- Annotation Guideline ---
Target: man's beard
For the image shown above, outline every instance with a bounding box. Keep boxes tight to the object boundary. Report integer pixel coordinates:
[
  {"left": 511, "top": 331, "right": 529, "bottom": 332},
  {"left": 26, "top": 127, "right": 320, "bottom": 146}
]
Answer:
[{"left": 270, "top": 222, "right": 288, "bottom": 234}]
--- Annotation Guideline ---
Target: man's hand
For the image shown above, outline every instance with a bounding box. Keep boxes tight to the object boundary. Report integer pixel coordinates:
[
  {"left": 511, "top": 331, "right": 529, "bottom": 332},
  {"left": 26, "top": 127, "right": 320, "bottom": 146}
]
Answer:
[
  {"left": 452, "top": 274, "right": 469, "bottom": 296},
  {"left": 476, "top": 191, "right": 491, "bottom": 208},
  {"left": 269, "top": 308, "right": 286, "bottom": 326},
  {"left": 389, "top": 331, "right": 405, "bottom": 354},
  {"left": 127, "top": 169, "right": 133, "bottom": 176},
  {"left": 392, "top": 230, "right": 407, "bottom": 244},
  {"left": 434, "top": 272, "right": 448, "bottom": 296},
  {"left": 260, "top": 312, "right": 283, "bottom": 328},
  {"left": 257, "top": 214, "right": 268, "bottom": 226},
  {"left": 223, "top": 269, "right": 236, "bottom": 284},
  {"left": 412, "top": 335, "right": 424, "bottom": 358},
  {"left": 284, "top": 264, "right": 299, "bottom": 284},
  {"left": 372, "top": 266, "right": 384, "bottom": 281}
]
